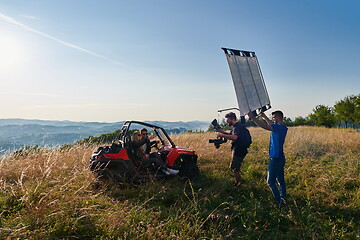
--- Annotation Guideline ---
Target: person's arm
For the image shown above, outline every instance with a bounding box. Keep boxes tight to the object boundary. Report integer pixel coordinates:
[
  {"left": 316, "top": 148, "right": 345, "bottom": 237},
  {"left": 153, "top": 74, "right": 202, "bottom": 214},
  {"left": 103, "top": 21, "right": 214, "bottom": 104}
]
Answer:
[
  {"left": 248, "top": 112, "right": 273, "bottom": 131},
  {"left": 132, "top": 138, "right": 147, "bottom": 147},
  {"left": 260, "top": 112, "right": 273, "bottom": 125},
  {"left": 216, "top": 131, "right": 238, "bottom": 140},
  {"left": 216, "top": 129, "right": 227, "bottom": 134}
]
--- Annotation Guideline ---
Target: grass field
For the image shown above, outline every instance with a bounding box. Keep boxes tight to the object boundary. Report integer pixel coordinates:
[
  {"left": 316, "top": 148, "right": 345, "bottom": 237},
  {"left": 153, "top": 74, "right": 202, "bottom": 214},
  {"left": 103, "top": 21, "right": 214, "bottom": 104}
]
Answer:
[{"left": 0, "top": 126, "right": 359, "bottom": 239}]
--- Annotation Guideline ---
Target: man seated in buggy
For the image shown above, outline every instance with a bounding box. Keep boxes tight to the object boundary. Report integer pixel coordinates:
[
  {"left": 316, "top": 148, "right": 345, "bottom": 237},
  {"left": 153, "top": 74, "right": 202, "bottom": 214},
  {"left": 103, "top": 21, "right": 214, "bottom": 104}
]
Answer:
[{"left": 131, "top": 131, "right": 178, "bottom": 175}]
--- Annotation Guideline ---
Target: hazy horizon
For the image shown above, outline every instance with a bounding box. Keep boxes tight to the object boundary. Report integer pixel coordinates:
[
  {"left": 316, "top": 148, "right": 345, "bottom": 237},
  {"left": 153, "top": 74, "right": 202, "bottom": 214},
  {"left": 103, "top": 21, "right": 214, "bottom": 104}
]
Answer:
[{"left": 0, "top": 117, "right": 211, "bottom": 124}]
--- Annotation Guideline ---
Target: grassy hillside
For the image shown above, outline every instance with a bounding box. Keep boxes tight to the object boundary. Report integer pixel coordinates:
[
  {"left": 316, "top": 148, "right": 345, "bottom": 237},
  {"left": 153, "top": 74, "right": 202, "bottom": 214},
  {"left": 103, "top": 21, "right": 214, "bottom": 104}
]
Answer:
[{"left": 0, "top": 126, "right": 359, "bottom": 239}]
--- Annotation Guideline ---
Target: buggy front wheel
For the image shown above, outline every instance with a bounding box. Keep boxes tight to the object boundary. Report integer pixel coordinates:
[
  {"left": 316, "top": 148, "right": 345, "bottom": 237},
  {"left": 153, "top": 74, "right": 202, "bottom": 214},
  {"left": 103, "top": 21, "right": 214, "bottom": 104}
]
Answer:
[{"left": 179, "top": 161, "right": 199, "bottom": 180}]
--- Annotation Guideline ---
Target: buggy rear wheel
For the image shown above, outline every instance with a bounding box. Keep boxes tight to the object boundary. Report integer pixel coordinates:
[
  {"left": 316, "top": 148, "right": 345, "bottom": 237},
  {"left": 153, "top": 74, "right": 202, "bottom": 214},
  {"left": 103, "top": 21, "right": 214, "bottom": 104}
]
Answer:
[
  {"left": 91, "top": 160, "right": 137, "bottom": 183},
  {"left": 112, "top": 161, "right": 137, "bottom": 182}
]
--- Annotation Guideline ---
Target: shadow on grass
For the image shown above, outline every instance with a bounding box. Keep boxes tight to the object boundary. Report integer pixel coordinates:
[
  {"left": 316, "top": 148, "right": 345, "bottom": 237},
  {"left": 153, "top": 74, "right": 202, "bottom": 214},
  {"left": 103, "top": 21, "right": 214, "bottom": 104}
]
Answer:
[{"left": 89, "top": 161, "right": 359, "bottom": 239}]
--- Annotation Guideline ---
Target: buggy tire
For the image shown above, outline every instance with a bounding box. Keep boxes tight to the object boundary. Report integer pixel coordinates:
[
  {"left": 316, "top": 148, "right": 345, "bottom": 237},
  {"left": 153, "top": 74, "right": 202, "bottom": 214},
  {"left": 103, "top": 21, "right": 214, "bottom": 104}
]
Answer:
[
  {"left": 180, "top": 161, "right": 199, "bottom": 180},
  {"left": 113, "top": 161, "right": 137, "bottom": 182},
  {"left": 91, "top": 160, "right": 137, "bottom": 183}
]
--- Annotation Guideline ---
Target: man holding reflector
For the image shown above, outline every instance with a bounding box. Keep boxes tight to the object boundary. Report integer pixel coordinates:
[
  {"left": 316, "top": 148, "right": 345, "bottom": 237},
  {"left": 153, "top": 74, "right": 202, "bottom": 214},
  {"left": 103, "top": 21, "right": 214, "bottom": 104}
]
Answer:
[{"left": 248, "top": 110, "right": 288, "bottom": 206}]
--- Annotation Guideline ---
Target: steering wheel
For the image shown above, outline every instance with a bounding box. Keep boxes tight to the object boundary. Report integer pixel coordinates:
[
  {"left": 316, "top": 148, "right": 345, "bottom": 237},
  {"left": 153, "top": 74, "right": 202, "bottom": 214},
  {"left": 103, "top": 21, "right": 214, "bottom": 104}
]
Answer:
[
  {"left": 157, "top": 142, "right": 165, "bottom": 151},
  {"left": 150, "top": 140, "right": 160, "bottom": 150}
]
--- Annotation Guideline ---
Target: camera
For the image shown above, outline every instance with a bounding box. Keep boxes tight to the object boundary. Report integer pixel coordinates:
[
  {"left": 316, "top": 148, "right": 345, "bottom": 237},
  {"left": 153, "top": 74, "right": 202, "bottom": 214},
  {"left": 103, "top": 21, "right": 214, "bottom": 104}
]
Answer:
[
  {"left": 209, "top": 137, "right": 227, "bottom": 148},
  {"left": 209, "top": 119, "right": 227, "bottom": 148}
]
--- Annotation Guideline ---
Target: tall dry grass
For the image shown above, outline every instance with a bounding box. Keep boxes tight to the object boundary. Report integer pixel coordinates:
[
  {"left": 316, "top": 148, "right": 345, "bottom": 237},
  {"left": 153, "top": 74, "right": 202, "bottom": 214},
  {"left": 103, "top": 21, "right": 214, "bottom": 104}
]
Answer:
[
  {"left": 0, "top": 126, "right": 359, "bottom": 239},
  {"left": 175, "top": 127, "right": 360, "bottom": 207}
]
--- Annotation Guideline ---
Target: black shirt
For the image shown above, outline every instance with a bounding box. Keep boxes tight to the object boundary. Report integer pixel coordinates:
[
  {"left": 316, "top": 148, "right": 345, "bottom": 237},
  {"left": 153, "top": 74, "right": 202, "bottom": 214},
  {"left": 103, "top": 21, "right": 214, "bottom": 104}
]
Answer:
[{"left": 231, "top": 122, "right": 249, "bottom": 157}]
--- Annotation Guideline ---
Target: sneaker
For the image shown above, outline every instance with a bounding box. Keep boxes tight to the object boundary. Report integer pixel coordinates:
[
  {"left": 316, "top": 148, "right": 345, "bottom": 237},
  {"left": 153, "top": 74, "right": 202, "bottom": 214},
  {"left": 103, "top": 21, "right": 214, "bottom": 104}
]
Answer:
[
  {"left": 162, "top": 169, "right": 170, "bottom": 175},
  {"left": 168, "top": 169, "right": 179, "bottom": 175}
]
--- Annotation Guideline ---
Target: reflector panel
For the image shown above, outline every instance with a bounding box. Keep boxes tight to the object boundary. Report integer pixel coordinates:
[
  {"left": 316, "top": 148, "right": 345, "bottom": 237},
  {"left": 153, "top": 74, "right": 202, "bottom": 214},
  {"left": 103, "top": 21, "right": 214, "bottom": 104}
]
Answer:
[{"left": 223, "top": 48, "right": 271, "bottom": 116}]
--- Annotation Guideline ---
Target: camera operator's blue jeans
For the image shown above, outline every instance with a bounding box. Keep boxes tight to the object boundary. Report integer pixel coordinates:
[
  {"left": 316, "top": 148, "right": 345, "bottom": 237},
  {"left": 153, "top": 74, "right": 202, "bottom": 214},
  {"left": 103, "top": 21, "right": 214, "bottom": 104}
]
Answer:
[{"left": 267, "top": 157, "right": 286, "bottom": 205}]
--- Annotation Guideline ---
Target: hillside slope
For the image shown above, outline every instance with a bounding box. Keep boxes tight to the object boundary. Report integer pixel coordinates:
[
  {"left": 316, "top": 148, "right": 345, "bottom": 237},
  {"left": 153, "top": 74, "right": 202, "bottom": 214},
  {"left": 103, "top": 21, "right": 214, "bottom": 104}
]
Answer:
[{"left": 0, "top": 126, "right": 359, "bottom": 239}]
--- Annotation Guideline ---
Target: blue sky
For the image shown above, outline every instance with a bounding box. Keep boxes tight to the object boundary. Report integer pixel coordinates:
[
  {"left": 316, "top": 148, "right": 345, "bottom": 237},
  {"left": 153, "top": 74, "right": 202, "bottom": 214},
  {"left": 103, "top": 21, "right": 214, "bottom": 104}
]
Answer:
[{"left": 0, "top": 0, "right": 359, "bottom": 122}]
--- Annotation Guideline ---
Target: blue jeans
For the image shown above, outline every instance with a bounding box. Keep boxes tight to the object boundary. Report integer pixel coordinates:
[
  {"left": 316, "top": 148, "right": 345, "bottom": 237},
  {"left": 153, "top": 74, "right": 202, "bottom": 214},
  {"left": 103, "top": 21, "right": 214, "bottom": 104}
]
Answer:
[{"left": 267, "top": 157, "right": 286, "bottom": 205}]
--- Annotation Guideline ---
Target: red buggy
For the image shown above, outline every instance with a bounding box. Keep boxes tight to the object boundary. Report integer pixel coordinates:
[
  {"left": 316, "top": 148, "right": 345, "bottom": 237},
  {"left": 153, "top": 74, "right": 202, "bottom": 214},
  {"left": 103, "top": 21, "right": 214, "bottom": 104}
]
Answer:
[{"left": 89, "top": 121, "right": 199, "bottom": 182}]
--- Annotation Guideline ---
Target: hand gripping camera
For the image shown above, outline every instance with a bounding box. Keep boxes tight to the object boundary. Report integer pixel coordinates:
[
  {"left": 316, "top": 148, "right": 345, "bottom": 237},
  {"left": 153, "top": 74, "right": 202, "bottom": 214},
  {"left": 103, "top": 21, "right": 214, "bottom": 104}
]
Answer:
[{"left": 208, "top": 119, "right": 227, "bottom": 148}]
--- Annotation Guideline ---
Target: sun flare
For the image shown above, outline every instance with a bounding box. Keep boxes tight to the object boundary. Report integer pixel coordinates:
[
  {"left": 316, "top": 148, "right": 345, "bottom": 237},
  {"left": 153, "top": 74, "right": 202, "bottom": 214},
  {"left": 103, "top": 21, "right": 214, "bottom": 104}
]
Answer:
[{"left": 0, "top": 34, "right": 24, "bottom": 71}]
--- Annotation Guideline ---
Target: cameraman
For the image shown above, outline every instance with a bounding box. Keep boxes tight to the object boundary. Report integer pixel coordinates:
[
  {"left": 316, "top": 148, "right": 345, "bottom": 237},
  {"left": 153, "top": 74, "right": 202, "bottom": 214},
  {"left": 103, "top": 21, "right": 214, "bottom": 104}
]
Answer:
[{"left": 216, "top": 112, "right": 250, "bottom": 187}]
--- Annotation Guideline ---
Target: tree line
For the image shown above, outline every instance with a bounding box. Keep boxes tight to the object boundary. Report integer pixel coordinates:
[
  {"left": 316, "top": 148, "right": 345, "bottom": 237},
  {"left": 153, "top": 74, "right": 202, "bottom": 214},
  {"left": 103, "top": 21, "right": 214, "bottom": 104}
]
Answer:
[
  {"left": 208, "top": 94, "right": 360, "bottom": 130},
  {"left": 285, "top": 94, "right": 360, "bottom": 128}
]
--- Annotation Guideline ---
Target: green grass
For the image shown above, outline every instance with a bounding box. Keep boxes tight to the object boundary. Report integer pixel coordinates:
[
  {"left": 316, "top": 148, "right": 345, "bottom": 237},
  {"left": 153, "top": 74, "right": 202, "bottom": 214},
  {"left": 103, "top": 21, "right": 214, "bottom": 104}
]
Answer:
[{"left": 0, "top": 126, "right": 359, "bottom": 239}]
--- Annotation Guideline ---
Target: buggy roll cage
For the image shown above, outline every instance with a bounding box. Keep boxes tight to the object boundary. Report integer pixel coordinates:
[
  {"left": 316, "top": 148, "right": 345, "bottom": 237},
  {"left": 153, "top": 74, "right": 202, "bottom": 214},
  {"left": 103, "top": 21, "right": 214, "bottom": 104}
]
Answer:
[{"left": 119, "top": 121, "right": 176, "bottom": 148}]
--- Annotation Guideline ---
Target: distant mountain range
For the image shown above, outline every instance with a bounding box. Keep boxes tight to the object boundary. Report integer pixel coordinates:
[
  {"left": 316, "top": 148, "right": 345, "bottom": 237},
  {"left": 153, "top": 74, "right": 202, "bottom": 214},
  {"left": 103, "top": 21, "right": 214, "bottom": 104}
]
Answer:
[{"left": 0, "top": 119, "right": 209, "bottom": 154}]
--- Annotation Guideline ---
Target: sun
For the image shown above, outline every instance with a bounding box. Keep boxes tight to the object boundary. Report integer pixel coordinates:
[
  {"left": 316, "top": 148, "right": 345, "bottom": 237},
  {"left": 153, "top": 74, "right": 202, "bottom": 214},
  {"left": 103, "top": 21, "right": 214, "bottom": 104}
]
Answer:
[{"left": 0, "top": 34, "right": 24, "bottom": 71}]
